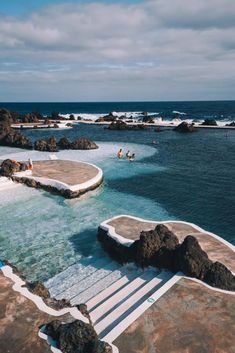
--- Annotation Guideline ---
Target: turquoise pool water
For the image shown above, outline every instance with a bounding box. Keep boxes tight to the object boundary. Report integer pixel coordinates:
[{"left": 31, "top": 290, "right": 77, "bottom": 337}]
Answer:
[{"left": 0, "top": 142, "right": 173, "bottom": 281}]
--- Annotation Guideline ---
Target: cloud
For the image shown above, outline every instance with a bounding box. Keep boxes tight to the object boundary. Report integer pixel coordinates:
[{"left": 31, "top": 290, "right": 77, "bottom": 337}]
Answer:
[{"left": 0, "top": 0, "right": 234, "bottom": 101}]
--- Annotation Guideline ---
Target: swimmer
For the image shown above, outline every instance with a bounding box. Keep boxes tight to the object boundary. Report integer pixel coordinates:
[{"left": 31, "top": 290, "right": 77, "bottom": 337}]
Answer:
[
  {"left": 126, "top": 150, "right": 131, "bottom": 159},
  {"left": 129, "top": 153, "right": 135, "bottom": 161},
  {"left": 117, "top": 148, "right": 123, "bottom": 159}
]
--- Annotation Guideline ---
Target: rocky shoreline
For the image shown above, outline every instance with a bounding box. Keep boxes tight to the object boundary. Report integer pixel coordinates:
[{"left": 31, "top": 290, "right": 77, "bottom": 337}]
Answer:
[{"left": 0, "top": 108, "right": 98, "bottom": 151}]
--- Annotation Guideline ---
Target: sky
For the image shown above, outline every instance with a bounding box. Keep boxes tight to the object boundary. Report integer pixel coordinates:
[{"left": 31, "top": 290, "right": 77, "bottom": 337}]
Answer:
[{"left": 0, "top": 0, "right": 235, "bottom": 102}]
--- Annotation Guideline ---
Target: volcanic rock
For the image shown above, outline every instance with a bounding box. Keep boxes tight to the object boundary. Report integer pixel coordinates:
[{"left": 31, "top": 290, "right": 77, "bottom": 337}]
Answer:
[
  {"left": 108, "top": 120, "right": 128, "bottom": 130},
  {"left": 201, "top": 119, "right": 218, "bottom": 126},
  {"left": 143, "top": 116, "right": 154, "bottom": 123},
  {"left": 70, "top": 137, "right": 98, "bottom": 150},
  {"left": 175, "top": 235, "right": 212, "bottom": 278},
  {"left": 35, "top": 137, "right": 58, "bottom": 152},
  {"left": 0, "top": 159, "right": 21, "bottom": 177},
  {"left": 96, "top": 113, "right": 116, "bottom": 122},
  {"left": 44, "top": 319, "right": 112, "bottom": 353},
  {"left": 58, "top": 137, "right": 71, "bottom": 149},
  {"left": 25, "top": 281, "right": 50, "bottom": 299},
  {"left": 21, "top": 112, "right": 42, "bottom": 123},
  {"left": 1, "top": 131, "right": 33, "bottom": 149},
  {"left": 174, "top": 121, "right": 196, "bottom": 133},
  {"left": 204, "top": 261, "right": 235, "bottom": 291},
  {"left": 135, "top": 224, "right": 179, "bottom": 267}
]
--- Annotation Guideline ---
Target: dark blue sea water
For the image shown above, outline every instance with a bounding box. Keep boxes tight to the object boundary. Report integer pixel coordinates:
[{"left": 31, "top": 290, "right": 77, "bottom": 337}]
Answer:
[{"left": 1, "top": 100, "right": 235, "bottom": 121}]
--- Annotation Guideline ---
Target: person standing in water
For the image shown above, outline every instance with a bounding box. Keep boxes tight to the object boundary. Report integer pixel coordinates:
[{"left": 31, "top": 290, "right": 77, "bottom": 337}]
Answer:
[
  {"left": 117, "top": 149, "right": 123, "bottom": 159},
  {"left": 126, "top": 150, "right": 131, "bottom": 159},
  {"left": 129, "top": 153, "right": 135, "bottom": 161}
]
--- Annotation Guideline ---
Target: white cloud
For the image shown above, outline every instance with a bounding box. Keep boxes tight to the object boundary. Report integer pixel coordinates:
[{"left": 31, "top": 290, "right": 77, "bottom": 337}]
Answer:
[{"left": 0, "top": 0, "right": 234, "bottom": 100}]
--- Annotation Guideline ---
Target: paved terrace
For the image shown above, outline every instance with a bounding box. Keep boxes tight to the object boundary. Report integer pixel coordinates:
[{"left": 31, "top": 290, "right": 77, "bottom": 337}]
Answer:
[
  {"left": 107, "top": 216, "right": 235, "bottom": 272},
  {"left": 32, "top": 160, "right": 98, "bottom": 186},
  {"left": 15, "top": 159, "right": 103, "bottom": 197},
  {"left": 113, "top": 277, "right": 235, "bottom": 353}
]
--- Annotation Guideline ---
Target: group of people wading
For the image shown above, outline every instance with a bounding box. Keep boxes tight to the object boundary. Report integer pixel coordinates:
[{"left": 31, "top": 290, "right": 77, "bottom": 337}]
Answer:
[{"left": 117, "top": 149, "right": 135, "bottom": 161}]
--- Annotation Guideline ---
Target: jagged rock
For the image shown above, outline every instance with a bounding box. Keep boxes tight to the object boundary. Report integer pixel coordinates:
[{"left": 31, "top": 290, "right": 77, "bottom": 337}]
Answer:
[
  {"left": 108, "top": 120, "right": 128, "bottom": 130},
  {"left": 175, "top": 236, "right": 212, "bottom": 278},
  {"left": 201, "top": 119, "right": 217, "bottom": 126},
  {"left": 76, "top": 304, "right": 92, "bottom": 324},
  {"left": 58, "top": 137, "right": 71, "bottom": 149},
  {"left": 34, "top": 137, "right": 58, "bottom": 152},
  {"left": 70, "top": 138, "right": 98, "bottom": 150},
  {"left": 108, "top": 120, "right": 146, "bottom": 130},
  {"left": 96, "top": 113, "right": 116, "bottom": 122},
  {"left": 204, "top": 261, "right": 235, "bottom": 291},
  {"left": 69, "top": 114, "right": 75, "bottom": 120},
  {"left": 20, "top": 112, "right": 42, "bottom": 123},
  {"left": 143, "top": 116, "right": 154, "bottom": 123},
  {"left": 25, "top": 281, "right": 50, "bottom": 299},
  {"left": 0, "top": 109, "right": 13, "bottom": 140},
  {"left": 174, "top": 121, "right": 196, "bottom": 133},
  {"left": 44, "top": 298, "right": 71, "bottom": 310},
  {"left": 44, "top": 319, "right": 112, "bottom": 353},
  {"left": 135, "top": 224, "right": 179, "bottom": 267},
  {"left": 1, "top": 131, "right": 33, "bottom": 149},
  {"left": 0, "top": 159, "right": 21, "bottom": 177},
  {"left": 96, "top": 341, "right": 113, "bottom": 353}
]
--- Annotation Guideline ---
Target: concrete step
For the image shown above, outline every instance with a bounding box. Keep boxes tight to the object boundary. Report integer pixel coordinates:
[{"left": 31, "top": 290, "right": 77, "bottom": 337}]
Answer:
[
  {"left": 95, "top": 272, "right": 172, "bottom": 337},
  {"left": 90, "top": 270, "right": 157, "bottom": 324},
  {"left": 73, "top": 266, "right": 143, "bottom": 307},
  {"left": 56, "top": 260, "right": 121, "bottom": 301},
  {"left": 46, "top": 257, "right": 110, "bottom": 298},
  {"left": 103, "top": 273, "right": 179, "bottom": 343},
  {"left": 86, "top": 270, "right": 142, "bottom": 311}
]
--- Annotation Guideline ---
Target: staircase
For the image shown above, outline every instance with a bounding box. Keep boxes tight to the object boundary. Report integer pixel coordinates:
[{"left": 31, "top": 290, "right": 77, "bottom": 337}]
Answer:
[{"left": 45, "top": 257, "right": 177, "bottom": 344}]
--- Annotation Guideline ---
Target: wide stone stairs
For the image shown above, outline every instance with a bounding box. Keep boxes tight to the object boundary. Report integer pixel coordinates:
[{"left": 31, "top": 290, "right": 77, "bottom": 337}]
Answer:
[{"left": 45, "top": 256, "right": 174, "bottom": 342}]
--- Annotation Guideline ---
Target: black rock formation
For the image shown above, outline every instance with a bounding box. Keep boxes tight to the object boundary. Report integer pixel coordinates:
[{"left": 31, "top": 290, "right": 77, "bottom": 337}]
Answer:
[
  {"left": 174, "top": 121, "right": 196, "bottom": 133},
  {"left": 70, "top": 137, "right": 98, "bottom": 150},
  {"left": 25, "top": 281, "right": 50, "bottom": 299},
  {"left": 142, "top": 116, "right": 155, "bottom": 123},
  {"left": 44, "top": 320, "right": 112, "bottom": 353},
  {"left": 34, "top": 137, "right": 58, "bottom": 152},
  {"left": 108, "top": 120, "right": 146, "bottom": 130},
  {"left": 0, "top": 159, "right": 28, "bottom": 177},
  {"left": 201, "top": 119, "right": 218, "bottom": 126},
  {"left": 98, "top": 224, "right": 235, "bottom": 291}
]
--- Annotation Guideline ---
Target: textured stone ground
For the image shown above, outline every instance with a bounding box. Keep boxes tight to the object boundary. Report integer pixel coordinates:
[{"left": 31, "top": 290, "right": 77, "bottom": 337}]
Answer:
[
  {"left": 32, "top": 160, "right": 98, "bottom": 186},
  {"left": 107, "top": 217, "right": 235, "bottom": 272},
  {"left": 0, "top": 272, "right": 63, "bottom": 353},
  {"left": 114, "top": 278, "right": 235, "bottom": 353}
]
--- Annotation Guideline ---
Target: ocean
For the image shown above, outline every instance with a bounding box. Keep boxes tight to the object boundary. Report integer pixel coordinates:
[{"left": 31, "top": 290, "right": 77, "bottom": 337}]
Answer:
[
  {"left": 1, "top": 100, "right": 235, "bottom": 123},
  {"left": 0, "top": 101, "right": 234, "bottom": 282}
]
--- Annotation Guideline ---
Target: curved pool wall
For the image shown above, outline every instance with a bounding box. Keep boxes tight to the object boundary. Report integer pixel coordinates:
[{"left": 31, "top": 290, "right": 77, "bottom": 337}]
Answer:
[{"left": 0, "top": 124, "right": 235, "bottom": 282}]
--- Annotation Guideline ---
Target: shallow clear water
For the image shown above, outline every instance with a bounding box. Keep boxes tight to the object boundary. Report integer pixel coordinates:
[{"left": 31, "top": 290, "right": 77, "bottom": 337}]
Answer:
[{"left": 0, "top": 123, "right": 234, "bottom": 282}]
